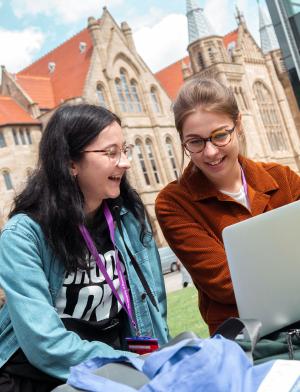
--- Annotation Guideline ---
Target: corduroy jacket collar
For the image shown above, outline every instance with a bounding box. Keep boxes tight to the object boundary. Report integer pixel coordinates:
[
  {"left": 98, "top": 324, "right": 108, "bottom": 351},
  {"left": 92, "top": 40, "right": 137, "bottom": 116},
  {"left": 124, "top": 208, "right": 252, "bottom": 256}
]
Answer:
[{"left": 181, "top": 155, "right": 279, "bottom": 203}]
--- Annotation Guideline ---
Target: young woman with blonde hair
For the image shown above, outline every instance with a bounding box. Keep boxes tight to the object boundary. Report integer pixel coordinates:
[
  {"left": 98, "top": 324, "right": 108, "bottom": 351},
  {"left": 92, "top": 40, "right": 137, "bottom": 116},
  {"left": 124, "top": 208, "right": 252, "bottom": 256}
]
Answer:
[{"left": 155, "top": 77, "right": 300, "bottom": 335}]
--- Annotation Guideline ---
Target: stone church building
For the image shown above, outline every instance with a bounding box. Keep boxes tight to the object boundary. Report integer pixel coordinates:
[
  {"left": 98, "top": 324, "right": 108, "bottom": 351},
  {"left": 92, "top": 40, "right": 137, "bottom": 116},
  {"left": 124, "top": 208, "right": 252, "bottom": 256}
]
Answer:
[
  {"left": 0, "top": 1, "right": 299, "bottom": 244},
  {"left": 156, "top": 1, "right": 300, "bottom": 175},
  {"left": 0, "top": 7, "right": 180, "bottom": 243}
]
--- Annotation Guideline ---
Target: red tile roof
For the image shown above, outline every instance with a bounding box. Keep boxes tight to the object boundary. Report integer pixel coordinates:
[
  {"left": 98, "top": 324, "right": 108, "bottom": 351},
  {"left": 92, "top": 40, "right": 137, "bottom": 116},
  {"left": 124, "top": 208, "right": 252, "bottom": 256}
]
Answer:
[
  {"left": 0, "top": 96, "right": 40, "bottom": 127},
  {"left": 18, "top": 27, "right": 93, "bottom": 108},
  {"left": 16, "top": 75, "right": 55, "bottom": 110},
  {"left": 223, "top": 29, "right": 238, "bottom": 50},
  {"left": 155, "top": 30, "right": 239, "bottom": 101},
  {"left": 155, "top": 56, "right": 190, "bottom": 101}
]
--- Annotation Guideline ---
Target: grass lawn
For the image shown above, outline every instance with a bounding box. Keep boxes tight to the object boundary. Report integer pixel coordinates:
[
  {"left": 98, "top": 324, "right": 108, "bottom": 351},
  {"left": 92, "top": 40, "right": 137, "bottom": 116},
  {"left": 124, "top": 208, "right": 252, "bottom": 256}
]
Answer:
[{"left": 167, "top": 286, "right": 209, "bottom": 338}]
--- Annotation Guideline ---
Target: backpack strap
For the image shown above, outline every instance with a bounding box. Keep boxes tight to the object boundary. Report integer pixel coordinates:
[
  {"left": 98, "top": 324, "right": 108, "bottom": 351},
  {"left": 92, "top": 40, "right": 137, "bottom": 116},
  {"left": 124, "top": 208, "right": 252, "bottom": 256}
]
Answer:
[{"left": 212, "top": 317, "right": 262, "bottom": 362}]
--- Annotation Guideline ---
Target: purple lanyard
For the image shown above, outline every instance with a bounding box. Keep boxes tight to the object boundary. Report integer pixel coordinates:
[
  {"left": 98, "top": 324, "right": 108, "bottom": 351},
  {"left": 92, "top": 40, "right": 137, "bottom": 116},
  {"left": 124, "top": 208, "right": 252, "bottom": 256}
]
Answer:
[
  {"left": 241, "top": 166, "right": 250, "bottom": 209},
  {"left": 79, "top": 201, "right": 139, "bottom": 334}
]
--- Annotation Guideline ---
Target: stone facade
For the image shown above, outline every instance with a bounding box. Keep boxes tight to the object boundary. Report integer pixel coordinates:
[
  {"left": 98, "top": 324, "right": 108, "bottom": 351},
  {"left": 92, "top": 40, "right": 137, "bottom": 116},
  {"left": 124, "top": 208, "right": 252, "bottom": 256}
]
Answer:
[
  {"left": 180, "top": 12, "right": 300, "bottom": 172},
  {"left": 0, "top": 99, "right": 41, "bottom": 226},
  {"left": 0, "top": 8, "right": 181, "bottom": 246},
  {"left": 0, "top": 5, "right": 300, "bottom": 246},
  {"left": 81, "top": 11, "right": 181, "bottom": 244},
  {"left": 0, "top": 124, "right": 41, "bottom": 221}
]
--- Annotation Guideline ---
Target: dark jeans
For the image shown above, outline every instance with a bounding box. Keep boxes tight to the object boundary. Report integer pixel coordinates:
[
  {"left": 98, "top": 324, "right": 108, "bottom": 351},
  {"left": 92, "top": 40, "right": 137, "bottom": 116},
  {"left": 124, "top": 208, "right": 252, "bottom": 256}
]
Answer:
[{"left": 0, "top": 349, "right": 62, "bottom": 392}]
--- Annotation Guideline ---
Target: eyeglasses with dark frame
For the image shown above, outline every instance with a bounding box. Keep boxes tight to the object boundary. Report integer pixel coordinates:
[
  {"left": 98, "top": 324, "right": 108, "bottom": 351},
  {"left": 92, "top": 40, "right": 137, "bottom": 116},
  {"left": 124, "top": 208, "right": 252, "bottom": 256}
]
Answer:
[
  {"left": 182, "top": 125, "right": 236, "bottom": 154},
  {"left": 81, "top": 144, "right": 134, "bottom": 165}
]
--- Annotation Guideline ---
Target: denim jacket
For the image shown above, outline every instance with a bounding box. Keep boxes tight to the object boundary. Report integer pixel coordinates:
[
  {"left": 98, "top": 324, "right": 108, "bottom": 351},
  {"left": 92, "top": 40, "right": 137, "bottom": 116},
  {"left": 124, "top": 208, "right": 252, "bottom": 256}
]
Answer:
[{"left": 0, "top": 210, "right": 169, "bottom": 380}]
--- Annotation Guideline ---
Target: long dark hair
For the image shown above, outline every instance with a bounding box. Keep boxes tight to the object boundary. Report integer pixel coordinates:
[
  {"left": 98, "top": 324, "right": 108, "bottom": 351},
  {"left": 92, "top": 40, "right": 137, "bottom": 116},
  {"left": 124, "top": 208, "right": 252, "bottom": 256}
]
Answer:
[{"left": 10, "top": 104, "right": 150, "bottom": 271}]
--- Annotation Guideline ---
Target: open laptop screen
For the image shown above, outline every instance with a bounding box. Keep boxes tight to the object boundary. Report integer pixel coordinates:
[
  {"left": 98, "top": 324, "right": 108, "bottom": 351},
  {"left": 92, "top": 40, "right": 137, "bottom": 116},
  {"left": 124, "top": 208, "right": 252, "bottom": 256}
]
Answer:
[{"left": 222, "top": 200, "right": 300, "bottom": 336}]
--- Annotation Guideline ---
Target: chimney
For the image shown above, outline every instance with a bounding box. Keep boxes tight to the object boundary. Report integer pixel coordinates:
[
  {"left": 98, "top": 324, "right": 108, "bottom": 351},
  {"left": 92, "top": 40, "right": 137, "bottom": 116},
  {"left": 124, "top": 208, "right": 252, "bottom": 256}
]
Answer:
[
  {"left": 48, "top": 62, "right": 56, "bottom": 73},
  {"left": 79, "top": 41, "right": 87, "bottom": 53}
]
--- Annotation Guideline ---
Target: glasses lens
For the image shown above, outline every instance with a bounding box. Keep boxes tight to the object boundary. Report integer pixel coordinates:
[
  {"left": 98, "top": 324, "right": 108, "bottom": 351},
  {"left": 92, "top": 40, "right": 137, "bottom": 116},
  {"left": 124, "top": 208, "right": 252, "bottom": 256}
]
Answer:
[
  {"left": 185, "top": 139, "right": 205, "bottom": 153},
  {"left": 116, "top": 145, "right": 133, "bottom": 164},
  {"left": 211, "top": 130, "right": 231, "bottom": 146}
]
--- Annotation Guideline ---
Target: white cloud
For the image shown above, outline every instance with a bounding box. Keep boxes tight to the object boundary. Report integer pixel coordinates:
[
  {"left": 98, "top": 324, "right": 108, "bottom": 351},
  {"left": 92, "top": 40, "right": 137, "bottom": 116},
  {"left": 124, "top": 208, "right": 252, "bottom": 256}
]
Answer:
[
  {"left": 126, "top": 7, "right": 166, "bottom": 31},
  {"left": 11, "top": 0, "right": 124, "bottom": 23},
  {"left": 230, "top": 0, "right": 260, "bottom": 45},
  {"left": 204, "top": 0, "right": 260, "bottom": 46},
  {"left": 134, "top": 14, "right": 188, "bottom": 73},
  {"left": 204, "top": 0, "right": 233, "bottom": 36},
  {"left": 0, "top": 27, "right": 45, "bottom": 72}
]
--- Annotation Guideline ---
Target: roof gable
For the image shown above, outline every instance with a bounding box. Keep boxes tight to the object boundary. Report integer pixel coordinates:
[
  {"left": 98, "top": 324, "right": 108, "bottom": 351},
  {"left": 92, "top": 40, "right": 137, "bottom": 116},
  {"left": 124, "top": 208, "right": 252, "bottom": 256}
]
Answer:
[
  {"left": 155, "top": 56, "right": 190, "bottom": 101},
  {"left": 237, "top": 24, "right": 264, "bottom": 62},
  {"left": 0, "top": 96, "right": 40, "bottom": 127},
  {"left": 18, "top": 27, "right": 93, "bottom": 107},
  {"left": 155, "top": 31, "right": 239, "bottom": 101},
  {"left": 223, "top": 29, "right": 238, "bottom": 51},
  {"left": 16, "top": 75, "right": 55, "bottom": 110}
]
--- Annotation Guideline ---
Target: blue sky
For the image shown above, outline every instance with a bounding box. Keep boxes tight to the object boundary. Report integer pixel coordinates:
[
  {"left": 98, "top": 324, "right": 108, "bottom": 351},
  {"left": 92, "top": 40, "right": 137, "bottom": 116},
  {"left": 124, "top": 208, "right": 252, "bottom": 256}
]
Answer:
[{"left": 0, "top": 0, "right": 268, "bottom": 74}]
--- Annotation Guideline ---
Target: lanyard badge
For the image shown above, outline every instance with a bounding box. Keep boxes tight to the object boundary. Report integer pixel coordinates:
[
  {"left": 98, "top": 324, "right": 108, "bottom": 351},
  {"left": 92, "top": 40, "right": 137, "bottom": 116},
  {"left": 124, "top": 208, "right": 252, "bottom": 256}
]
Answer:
[
  {"left": 125, "top": 336, "right": 159, "bottom": 355},
  {"left": 79, "top": 201, "right": 159, "bottom": 352},
  {"left": 241, "top": 166, "right": 250, "bottom": 209},
  {"left": 79, "top": 201, "right": 138, "bottom": 334}
]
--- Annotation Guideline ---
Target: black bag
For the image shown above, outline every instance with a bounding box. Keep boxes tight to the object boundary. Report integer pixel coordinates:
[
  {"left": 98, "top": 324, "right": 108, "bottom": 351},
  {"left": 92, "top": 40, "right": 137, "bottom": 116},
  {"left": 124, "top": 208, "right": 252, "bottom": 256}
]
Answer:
[{"left": 213, "top": 317, "right": 300, "bottom": 364}]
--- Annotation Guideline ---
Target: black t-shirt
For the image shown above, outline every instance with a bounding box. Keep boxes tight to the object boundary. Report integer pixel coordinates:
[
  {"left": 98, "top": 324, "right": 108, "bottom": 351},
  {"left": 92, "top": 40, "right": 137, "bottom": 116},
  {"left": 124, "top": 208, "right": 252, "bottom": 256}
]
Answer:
[{"left": 56, "top": 210, "right": 127, "bottom": 346}]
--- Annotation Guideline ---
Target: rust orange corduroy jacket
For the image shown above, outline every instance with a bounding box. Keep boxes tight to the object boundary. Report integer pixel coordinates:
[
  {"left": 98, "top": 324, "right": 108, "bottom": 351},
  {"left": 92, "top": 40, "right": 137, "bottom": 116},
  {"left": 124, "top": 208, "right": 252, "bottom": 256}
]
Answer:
[{"left": 155, "top": 156, "right": 300, "bottom": 335}]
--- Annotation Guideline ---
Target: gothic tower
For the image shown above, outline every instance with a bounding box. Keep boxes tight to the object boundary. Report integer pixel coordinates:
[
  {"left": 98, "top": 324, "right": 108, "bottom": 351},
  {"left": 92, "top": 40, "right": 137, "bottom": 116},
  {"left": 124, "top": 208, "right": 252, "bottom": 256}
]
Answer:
[
  {"left": 258, "top": 0, "right": 300, "bottom": 133},
  {"left": 180, "top": 0, "right": 300, "bottom": 170},
  {"left": 186, "top": 0, "right": 229, "bottom": 75},
  {"left": 258, "top": 0, "right": 280, "bottom": 54}
]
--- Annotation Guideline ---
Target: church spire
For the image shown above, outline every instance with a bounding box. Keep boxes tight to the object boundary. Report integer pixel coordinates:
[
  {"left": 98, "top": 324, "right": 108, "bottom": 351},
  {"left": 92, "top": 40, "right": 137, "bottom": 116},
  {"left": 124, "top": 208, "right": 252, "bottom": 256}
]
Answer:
[
  {"left": 186, "top": 0, "right": 215, "bottom": 44},
  {"left": 235, "top": 5, "right": 246, "bottom": 26},
  {"left": 258, "top": 0, "right": 279, "bottom": 54}
]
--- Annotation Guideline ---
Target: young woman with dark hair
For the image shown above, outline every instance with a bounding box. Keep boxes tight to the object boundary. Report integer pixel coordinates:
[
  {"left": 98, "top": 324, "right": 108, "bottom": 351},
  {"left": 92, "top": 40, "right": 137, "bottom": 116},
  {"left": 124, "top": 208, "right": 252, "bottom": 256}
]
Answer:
[
  {"left": 155, "top": 77, "right": 300, "bottom": 336},
  {"left": 0, "top": 104, "right": 168, "bottom": 391}
]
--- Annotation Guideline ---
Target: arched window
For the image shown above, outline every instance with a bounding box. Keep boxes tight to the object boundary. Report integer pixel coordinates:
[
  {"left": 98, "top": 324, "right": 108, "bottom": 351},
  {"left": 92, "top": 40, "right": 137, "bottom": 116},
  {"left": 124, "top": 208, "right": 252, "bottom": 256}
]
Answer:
[
  {"left": 207, "top": 47, "right": 214, "bottom": 62},
  {"left": 166, "top": 137, "right": 179, "bottom": 179},
  {"left": 12, "top": 128, "right": 19, "bottom": 145},
  {"left": 19, "top": 129, "right": 26, "bottom": 145},
  {"left": 130, "top": 80, "right": 142, "bottom": 112},
  {"left": 25, "top": 128, "right": 32, "bottom": 144},
  {"left": 0, "top": 131, "right": 6, "bottom": 148},
  {"left": 197, "top": 52, "right": 204, "bottom": 68},
  {"left": 150, "top": 87, "right": 161, "bottom": 113},
  {"left": 2, "top": 170, "right": 13, "bottom": 190},
  {"left": 115, "top": 69, "right": 143, "bottom": 113},
  {"left": 145, "top": 138, "right": 161, "bottom": 184},
  {"left": 135, "top": 140, "right": 150, "bottom": 185},
  {"left": 253, "top": 81, "right": 288, "bottom": 152},
  {"left": 115, "top": 79, "right": 127, "bottom": 112},
  {"left": 120, "top": 69, "right": 134, "bottom": 112},
  {"left": 96, "top": 84, "right": 107, "bottom": 108}
]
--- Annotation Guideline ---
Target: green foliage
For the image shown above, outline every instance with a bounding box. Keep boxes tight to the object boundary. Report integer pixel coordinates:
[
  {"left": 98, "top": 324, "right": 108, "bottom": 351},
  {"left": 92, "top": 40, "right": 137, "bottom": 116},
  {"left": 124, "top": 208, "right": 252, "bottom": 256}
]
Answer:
[{"left": 167, "top": 286, "right": 209, "bottom": 338}]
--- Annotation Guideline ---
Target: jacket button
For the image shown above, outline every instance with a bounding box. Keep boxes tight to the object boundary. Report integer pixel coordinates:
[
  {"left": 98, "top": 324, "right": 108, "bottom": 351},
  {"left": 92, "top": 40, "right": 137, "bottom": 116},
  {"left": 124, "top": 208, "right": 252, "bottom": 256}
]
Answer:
[{"left": 141, "top": 293, "right": 147, "bottom": 300}]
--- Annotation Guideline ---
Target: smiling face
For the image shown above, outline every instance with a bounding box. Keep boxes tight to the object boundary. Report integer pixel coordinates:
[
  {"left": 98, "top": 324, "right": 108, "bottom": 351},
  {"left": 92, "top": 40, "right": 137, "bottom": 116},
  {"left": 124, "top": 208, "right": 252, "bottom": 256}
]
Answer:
[
  {"left": 182, "top": 108, "right": 241, "bottom": 190},
  {"left": 71, "top": 121, "right": 131, "bottom": 215}
]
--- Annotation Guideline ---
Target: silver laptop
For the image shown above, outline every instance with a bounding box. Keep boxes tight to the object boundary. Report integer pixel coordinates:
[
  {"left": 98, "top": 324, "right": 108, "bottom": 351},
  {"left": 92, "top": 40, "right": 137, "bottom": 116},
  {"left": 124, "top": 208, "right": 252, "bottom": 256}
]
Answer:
[{"left": 222, "top": 200, "right": 300, "bottom": 337}]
